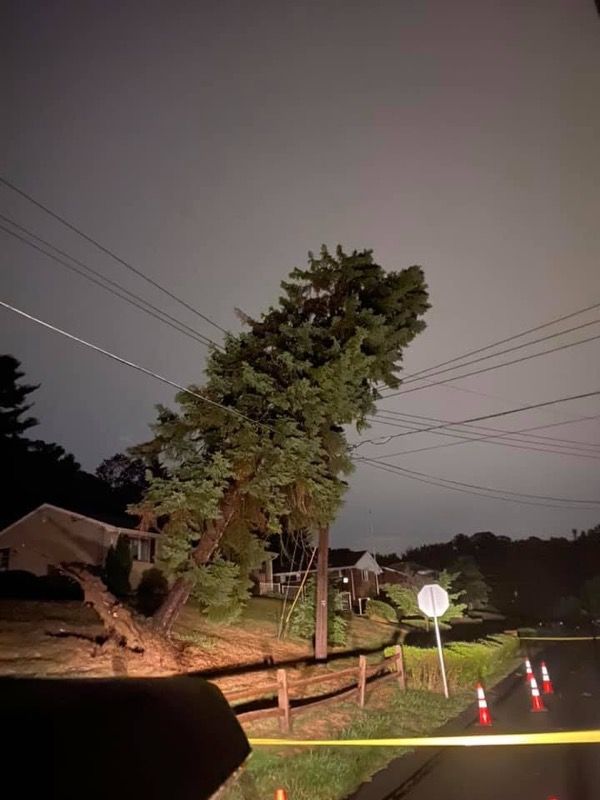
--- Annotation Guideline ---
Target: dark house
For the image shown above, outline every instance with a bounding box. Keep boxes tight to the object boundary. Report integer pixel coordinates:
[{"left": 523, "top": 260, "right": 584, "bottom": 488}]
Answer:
[
  {"left": 379, "top": 561, "right": 438, "bottom": 590},
  {"left": 270, "top": 547, "right": 383, "bottom": 611}
]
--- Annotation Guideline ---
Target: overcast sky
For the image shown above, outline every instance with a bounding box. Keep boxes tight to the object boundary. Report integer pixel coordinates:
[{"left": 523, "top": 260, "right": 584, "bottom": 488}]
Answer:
[{"left": 2, "top": 0, "right": 600, "bottom": 552}]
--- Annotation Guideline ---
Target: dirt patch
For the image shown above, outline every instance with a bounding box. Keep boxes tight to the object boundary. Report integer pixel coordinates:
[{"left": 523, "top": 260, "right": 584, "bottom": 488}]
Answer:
[{"left": 0, "top": 598, "right": 399, "bottom": 683}]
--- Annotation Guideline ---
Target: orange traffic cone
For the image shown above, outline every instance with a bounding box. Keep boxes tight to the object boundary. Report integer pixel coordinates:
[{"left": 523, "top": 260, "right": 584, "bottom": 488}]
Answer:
[
  {"left": 529, "top": 675, "right": 547, "bottom": 712},
  {"left": 476, "top": 682, "right": 492, "bottom": 726},
  {"left": 524, "top": 658, "right": 533, "bottom": 684},
  {"left": 274, "top": 790, "right": 288, "bottom": 800},
  {"left": 541, "top": 662, "right": 554, "bottom": 694}
]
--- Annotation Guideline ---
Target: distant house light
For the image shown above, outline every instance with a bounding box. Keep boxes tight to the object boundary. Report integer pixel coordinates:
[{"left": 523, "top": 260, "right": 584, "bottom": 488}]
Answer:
[{"left": 342, "top": 576, "right": 349, "bottom": 584}]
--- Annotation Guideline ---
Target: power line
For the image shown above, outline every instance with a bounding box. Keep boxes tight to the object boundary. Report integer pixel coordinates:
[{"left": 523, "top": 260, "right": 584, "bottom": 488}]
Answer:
[
  {"left": 359, "top": 458, "right": 600, "bottom": 503},
  {"left": 373, "top": 409, "right": 600, "bottom": 451},
  {"left": 387, "top": 317, "right": 600, "bottom": 390},
  {"left": 379, "top": 331, "right": 600, "bottom": 401},
  {"left": 365, "top": 415, "right": 600, "bottom": 461},
  {"left": 0, "top": 218, "right": 222, "bottom": 351},
  {"left": 353, "top": 389, "right": 600, "bottom": 449},
  {"left": 394, "top": 299, "right": 600, "bottom": 383},
  {"left": 358, "top": 458, "right": 600, "bottom": 509},
  {"left": 4, "top": 300, "right": 596, "bottom": 513},
  {"left": 0, "top": 299, "right": 271, "bottom": 432},
  {"left": 0, "top": 174, "right": 228, "bottom": 335}
]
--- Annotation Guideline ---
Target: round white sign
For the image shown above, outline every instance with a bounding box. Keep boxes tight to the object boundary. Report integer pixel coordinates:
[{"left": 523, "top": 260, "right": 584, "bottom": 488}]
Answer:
[{"left": 417, "top": 583, "right": 450, "bottom": 618}]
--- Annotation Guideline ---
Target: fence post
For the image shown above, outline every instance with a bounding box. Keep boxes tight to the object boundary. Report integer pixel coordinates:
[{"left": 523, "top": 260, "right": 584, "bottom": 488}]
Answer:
[
  {"left": 277, "top": 668, "right": 290, "bottom": 733},
  {"left": 358, "top": 655, "right": 367, "bottom": 708},
  {"left": 394, "top": 645, "right": 406, "bottom": 690}
]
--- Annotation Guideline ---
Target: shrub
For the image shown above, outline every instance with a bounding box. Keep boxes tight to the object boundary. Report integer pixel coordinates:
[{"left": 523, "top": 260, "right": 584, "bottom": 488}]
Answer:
[
  {"left": 0, "top": 570, "right": 39, "bottom": 598},
  {"left": 104, "top": 535, "right": 132, "bottom": 597},
  {"left": 37, "top": 572, "right": 83, "bottom": 601},
  {"left": 365, "top": 599, "right": 398, "bottom": 623},
  {"left": 0, "top": 570, "right": 83, "bottom": 600},
  {"left": 385, "top": 634, "right": 519, "bottom": 692},
  {"left": 288, "top": 578, "right": 348, "bottom": 646},
  {"left": 136, "top": 568, "right": 169, "bottom": 616}
]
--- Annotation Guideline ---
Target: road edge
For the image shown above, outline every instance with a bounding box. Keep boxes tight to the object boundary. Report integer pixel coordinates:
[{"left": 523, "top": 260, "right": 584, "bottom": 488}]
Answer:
[{"left": 346, "top": 663, "right": 523, "bottom": 800}]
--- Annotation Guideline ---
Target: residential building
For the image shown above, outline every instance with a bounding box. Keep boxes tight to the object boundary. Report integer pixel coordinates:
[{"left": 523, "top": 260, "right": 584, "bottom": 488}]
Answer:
[
  {"left": 270, "top": 547, "right": 383, "bottom": 611},
  {"left": 0, "top": 504, "right": 160, "bottom": 589},
  {"left": 379, "top": 561, "right": 438, "bottom": 589}
]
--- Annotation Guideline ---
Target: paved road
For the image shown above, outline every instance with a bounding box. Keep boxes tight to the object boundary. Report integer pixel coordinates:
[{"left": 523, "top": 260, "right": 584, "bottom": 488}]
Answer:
[{"left": 400, "top": 642, "right": 600, "bottom": 800}]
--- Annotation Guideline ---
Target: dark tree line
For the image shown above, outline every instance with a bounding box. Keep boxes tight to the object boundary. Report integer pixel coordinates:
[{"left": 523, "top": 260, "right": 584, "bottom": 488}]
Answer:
[
  {"left": 403, "top": 529, "right": 600, "bottom": 621},
  {"left": 0, "top": 355, "right": 146, "bottom": 529}
]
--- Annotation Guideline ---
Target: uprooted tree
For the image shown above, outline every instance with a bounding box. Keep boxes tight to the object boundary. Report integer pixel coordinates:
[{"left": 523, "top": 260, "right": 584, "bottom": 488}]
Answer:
[{"left": 131, "top": 246, "right": 429, "bottom": 635}]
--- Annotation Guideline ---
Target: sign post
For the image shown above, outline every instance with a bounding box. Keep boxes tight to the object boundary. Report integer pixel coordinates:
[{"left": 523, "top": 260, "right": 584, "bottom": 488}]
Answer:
[{"left": 417, "top": 583, "right": 450, "bottom": 699}]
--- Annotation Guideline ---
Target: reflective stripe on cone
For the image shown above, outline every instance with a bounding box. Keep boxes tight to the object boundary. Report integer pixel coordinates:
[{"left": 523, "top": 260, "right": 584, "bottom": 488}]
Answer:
[
  {"left": 529, "top": 676, "right": 547, "bottom": 712},
  {"left": 541, "top": 662, "right": 554, "bottom": 694},
  {"left": 476, "top": 683, "right": 492, "bottom": 726}
]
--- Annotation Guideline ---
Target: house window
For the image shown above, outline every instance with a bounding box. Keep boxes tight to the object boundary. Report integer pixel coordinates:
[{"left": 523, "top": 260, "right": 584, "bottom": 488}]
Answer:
[
  {"left": 0, "top": 548, "right": 9, "bottom": 570},
  {"left": 129, "top": 537, "right": 156, "bottom": 563},
  {"left": 362, "top": 569, "right": 369, "bottom": 581}
]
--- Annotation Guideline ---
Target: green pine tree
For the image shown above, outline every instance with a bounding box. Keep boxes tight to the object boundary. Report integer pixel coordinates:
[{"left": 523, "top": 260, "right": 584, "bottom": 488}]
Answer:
[
  {"left": 0, "top": 355, "right": 38, "bottom": 440},
  {"left": 132, "top": 246, "right": 429, "bottom": 632},
  {"left": 104, "top": 535, "right": 133, "bottom": 597}
]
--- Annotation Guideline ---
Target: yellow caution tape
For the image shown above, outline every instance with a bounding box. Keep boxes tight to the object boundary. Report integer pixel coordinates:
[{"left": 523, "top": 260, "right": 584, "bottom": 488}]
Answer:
[
  {"left": 519, "top": 636, "right": 597, "bottom": 641},
  {"left": 249, "top": 730, "right": 600, "bottom": 748}
]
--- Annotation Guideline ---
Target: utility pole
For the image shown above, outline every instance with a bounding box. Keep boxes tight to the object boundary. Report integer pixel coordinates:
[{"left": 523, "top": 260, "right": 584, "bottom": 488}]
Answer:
[{"left": 315, "top": 525, "right": 329, "bottom": 661}]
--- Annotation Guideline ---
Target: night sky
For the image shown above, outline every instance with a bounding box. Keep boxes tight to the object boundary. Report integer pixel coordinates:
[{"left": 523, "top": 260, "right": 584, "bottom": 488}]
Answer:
[{"left": 2, "top": 1, "right": 599, "bottom": 551}]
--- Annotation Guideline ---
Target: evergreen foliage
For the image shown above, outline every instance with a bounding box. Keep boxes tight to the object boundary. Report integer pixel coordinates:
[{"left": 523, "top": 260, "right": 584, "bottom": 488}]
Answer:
[
  {"left": 448, "top": 555, "right": 490, "bottom": 610},
  {"left": 0, "top": 355, "right": 38, "bottom": 439},
  {"left": 136, "top": 568, "right": 169, "bottom": 616},
  {"left": 104, "top": 535, "right": 133, "bottom": 597},
  {"left": 132, "top": 246, "right": 429, "bottom": 620},
  {"left": 0, "top": 354, "right": 127, "bottom": 528},
  {"left": 383, "top": 570, "right": 467, "bottom": 624}
]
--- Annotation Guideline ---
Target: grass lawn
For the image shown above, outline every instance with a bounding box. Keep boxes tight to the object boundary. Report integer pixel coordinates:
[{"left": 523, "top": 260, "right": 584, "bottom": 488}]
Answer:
[
  {"left": 224, "top": 684, "right": 472, "bottom": 800},
  {"left": 222, "top": 643, "right": 520, "bottom": 800},
  {"left": 173, "top": 596, "right": 402, "bottom": 674}
]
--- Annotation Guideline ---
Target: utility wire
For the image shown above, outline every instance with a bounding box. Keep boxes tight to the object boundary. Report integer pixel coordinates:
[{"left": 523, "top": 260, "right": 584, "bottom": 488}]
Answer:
[
  {"left": 365, "top": 415, "right": 600, "bottom": 461},
  {"left": 379, "top": 331, "right": 600, "bottom": 401},
  {"left": 360, "top": 459, "right": 600, "bottom": 511},
  {"left": 386, "top": 317, "right": 600, "bottom": 390},
  {"left": 357, "top": 458, "right": 600, "bottom": 503},
  {"left": 0, "top": 174, "right": 228, "bottom": 335},
  {"left": 353, "top": 389, "right": 600, "bottom": 449},
  {"left": 373, "top": 409, "right": 600, "bottom": 451},
  {"left": 4, "top": 299, "right": 596, "bottom": 512},
  {"left": 395, "top": 299, "right": 600, "bottom": 383},
  {"left": 0, "top": 300, "right": 272, "bottom": 432},
  {"left": 366, "top": 422, "right": 600, "bottom": 461},
  {"left": 0, "top": 219, "right": 222, "bottom": 350}
]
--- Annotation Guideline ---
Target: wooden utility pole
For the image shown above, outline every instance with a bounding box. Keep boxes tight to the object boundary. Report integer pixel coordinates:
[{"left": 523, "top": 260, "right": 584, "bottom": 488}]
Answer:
[{"left": 315, "top": 525, "right": 329, "bottom": 661}]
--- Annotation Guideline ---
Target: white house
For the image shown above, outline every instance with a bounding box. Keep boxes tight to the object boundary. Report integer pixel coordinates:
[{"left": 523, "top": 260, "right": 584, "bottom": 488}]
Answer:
[{"left": 0, "top": 504, "right": 160, "bottom": 588}]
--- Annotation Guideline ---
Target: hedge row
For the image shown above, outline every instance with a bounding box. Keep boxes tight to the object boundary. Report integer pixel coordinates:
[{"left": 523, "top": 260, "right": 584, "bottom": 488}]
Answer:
[{"left": 385, "top": 634, "right": 519, "bottom": 693}]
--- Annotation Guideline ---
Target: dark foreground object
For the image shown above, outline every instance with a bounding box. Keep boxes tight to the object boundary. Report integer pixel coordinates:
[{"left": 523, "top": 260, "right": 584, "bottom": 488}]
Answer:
[{"left": 0, "top": 674, "right": 250, "bottom": 800}]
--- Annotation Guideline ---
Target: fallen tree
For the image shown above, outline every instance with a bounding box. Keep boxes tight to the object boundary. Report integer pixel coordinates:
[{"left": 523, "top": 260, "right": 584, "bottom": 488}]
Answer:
[
  {"left": 132, "top": 246, "right": 430, "bottom": 634},
  {"left": 60, "top": 563, "right": 180, "bottom": 673}
]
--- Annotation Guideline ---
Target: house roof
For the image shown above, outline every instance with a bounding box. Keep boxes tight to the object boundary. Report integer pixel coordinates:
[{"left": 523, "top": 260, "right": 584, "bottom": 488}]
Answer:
[
  {"left": 0, "top": 504, "right": 160, "bottom": 540},
  {"left": 328, "top": 549, "right": 370, "bottom": 569},
  {"left": 382, "top": 561, "right": 437, "bottom": 576},
  {"left": 272, "top": 548, "right": 382, "bottom": 575}
]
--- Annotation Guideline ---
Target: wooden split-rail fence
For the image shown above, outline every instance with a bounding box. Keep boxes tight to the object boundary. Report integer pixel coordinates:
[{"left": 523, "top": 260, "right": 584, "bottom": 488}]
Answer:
[{"left": 222, "top": 645, "right": 406, "bottom": 733}]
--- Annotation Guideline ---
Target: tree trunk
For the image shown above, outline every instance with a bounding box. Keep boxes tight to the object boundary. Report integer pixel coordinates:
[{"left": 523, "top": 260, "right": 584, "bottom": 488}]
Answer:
[
  {"left": 152, "top": 576, "right": 193, "bottom": 633},
  {"left": 315, "top": 525, "right": 329, "bottom": 661},
  {"left": 59, "top": 564, "right": 180, "bottom": 673},
  {"left": 152, "top": 485, "right": 240, "bottom": 634}
]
